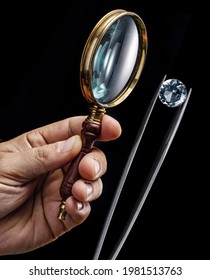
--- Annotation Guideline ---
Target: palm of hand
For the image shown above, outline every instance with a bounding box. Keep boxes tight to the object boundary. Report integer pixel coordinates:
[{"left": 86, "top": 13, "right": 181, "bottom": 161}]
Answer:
[{"left": 0, "top": 168, "right": 71, "bottom": 255}]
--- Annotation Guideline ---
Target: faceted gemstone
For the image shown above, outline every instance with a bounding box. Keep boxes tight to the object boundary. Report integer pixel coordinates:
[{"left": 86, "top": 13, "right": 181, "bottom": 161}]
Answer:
[{"left": 158, "top": 79, "right": 187, "bottom": 107}]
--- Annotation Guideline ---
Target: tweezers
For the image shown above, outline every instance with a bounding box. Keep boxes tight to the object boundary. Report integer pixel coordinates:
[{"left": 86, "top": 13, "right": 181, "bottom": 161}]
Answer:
[{"left": 92, "top": 75, "right": 192, "bottom": 260}]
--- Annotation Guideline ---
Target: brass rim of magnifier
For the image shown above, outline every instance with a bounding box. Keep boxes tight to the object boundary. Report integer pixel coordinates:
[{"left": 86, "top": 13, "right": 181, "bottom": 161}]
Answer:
[{"left": 80, "top": 9, "right": 148, "bottom": 108}]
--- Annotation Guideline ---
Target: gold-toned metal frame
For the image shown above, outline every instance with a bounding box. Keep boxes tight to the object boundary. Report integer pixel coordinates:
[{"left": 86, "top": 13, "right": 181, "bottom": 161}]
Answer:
[{"left": 80, "top": 9, "right": 148, "bottom": 108}]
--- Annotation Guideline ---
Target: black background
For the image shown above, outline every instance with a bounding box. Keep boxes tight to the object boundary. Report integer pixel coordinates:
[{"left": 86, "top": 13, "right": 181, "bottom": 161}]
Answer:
[{"left": 1, "top": 1, "right": 208, "bottom": 260}]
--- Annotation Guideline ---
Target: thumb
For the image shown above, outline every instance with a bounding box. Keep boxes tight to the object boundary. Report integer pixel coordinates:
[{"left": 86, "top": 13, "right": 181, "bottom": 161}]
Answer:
[{"left": 10, "top": 135, "right": 82, "bottom": 178}]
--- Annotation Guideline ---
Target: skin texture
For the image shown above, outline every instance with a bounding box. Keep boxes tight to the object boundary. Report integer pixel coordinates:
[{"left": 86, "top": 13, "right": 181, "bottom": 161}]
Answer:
[{"left": 0, "top": 115, "right": 121, "bottom": 255}]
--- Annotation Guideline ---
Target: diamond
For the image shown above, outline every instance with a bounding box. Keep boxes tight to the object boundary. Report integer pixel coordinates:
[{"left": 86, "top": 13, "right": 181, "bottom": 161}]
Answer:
[{"left": 158, "top": 79, "right": 187, "bottom": 108}]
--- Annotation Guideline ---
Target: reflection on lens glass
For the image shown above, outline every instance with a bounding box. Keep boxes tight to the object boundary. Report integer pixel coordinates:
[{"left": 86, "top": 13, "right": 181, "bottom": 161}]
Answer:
[{"left": 92, "top": 16, "right": 139, "bottom": 104}]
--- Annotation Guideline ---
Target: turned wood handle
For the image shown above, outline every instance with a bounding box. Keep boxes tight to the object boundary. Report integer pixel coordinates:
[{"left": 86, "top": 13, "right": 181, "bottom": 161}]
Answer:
[{"left": 60, "top": 118, "right": 101, "bottom": 201}]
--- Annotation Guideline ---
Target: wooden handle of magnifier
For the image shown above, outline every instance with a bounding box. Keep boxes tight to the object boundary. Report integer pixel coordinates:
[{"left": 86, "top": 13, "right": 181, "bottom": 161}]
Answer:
[{"left": 58, "top": 118, "right": 101, "bottom": 220}]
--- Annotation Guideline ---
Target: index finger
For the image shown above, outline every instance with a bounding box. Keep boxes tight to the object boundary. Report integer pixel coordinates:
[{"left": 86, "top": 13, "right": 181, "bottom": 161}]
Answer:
[{"left": 36, "top": 115, "right": 121, "bottom": 144}]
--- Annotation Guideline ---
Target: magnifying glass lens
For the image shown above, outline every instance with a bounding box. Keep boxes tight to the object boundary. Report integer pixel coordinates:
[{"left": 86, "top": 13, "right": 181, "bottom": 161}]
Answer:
[{"left": 92, "top": 16, "right": 139, "bottom": 105}]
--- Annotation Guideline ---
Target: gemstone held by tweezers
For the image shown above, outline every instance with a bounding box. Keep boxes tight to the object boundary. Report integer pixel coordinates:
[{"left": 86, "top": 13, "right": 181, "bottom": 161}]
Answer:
[{"left": 158, "top": 79, "right": 187, "bottom": 107}]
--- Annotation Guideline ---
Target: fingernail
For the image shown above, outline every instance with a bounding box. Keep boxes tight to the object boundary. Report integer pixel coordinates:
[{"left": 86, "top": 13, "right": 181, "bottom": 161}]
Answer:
[
  {"left": 60, "top": 135, "right": 80, "bottom": 152},
  {"left": 93, "top": 159, "right": 100, "bottom": 175},
  {"left": 85, "top": 181, "right": 93, "bottom": 197},
  {"left": 77, "top": 201, "right": 84, "bottom": 211}
]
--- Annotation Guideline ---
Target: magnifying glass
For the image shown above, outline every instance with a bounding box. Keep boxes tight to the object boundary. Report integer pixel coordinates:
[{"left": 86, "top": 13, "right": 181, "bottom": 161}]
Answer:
[{"left": 58, "top": 9, "right": 148, "bottom": 220}]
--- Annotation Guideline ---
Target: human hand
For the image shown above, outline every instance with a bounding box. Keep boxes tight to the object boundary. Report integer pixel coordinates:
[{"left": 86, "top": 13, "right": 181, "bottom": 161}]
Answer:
[{"left": 0, "top": 115, "right": 121, "bottom": 255}]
